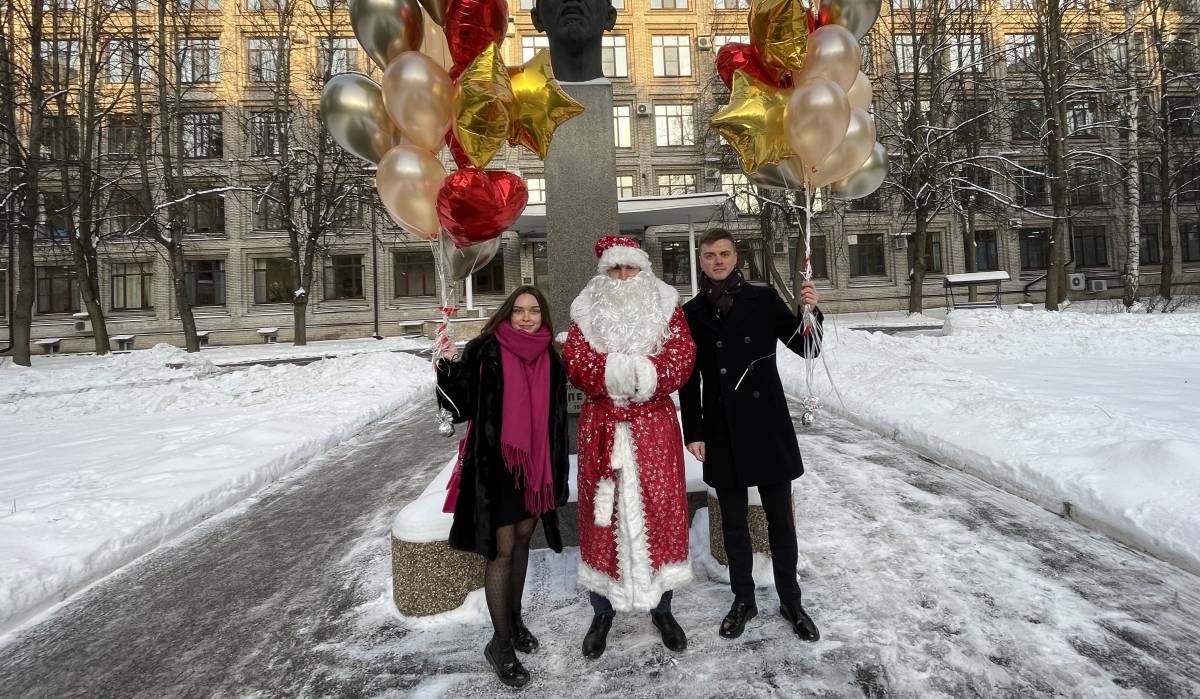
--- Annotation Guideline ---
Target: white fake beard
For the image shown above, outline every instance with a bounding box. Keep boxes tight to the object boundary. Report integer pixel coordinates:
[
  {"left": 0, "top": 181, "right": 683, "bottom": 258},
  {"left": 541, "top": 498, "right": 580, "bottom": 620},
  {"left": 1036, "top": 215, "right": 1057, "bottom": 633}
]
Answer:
[{"left": 580, "top": 271, "right": 670, "bottom": 355}]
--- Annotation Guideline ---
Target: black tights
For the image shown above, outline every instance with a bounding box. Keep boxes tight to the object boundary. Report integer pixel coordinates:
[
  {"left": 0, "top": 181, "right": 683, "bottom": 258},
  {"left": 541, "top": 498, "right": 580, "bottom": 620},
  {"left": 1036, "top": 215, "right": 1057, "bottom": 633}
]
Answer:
[{"left": 485, "top": 517, "right": 537, "bottom": 641}]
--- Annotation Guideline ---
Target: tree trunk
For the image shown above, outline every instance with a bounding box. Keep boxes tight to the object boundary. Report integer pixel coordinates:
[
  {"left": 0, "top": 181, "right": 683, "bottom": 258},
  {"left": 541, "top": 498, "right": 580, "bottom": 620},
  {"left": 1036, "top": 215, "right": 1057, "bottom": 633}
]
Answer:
[
  {"left": 293, "top": 299, "right": 308, "bottom": 345},
  {"left": 71, "top": 229, "right": 110, "bottom": 354},
  {"left": 169, "top": 243, "right": 200, "bottom": 353},
  {"left": 1122, "top": 89, "right": 1141, "bottom": 309},
  {"left": 1157, "top": 97, "right": 1174, "bottom": 301},
  {"left": 962, "top": 204, "right": 978, "bottom": 303},
  {"left": 11, "top": 226, "right": 34, "bottom": 366},
  {"left": 908, "top": 212, "right": 928, "bottom": 315}
]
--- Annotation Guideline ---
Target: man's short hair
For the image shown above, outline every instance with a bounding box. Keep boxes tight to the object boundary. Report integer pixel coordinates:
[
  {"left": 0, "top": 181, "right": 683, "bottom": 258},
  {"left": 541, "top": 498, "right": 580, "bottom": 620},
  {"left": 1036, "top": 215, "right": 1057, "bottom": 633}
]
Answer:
[{"left": 698, "top": 228, "right": 735, "bottom": 249}]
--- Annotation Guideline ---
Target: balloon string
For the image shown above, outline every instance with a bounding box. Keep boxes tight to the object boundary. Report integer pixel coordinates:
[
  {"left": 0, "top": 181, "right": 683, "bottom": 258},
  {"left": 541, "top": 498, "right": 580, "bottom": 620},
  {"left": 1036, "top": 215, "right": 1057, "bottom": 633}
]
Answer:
[{"left": 430, "top": 236, "right": 459, "bottom": 368}]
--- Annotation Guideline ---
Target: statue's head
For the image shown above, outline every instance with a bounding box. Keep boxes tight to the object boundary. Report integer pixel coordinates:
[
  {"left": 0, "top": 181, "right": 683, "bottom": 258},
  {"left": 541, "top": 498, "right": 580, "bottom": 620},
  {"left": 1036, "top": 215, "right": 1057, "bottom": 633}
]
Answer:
[{"left": 531, "top": 0, "right": 617, "bottom": 48}]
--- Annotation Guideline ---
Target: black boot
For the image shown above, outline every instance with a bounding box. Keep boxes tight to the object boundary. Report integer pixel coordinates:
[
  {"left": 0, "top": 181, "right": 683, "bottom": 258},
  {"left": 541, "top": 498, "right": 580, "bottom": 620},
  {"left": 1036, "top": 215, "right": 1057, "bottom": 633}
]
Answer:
[
  {"left": 780, "top": 601, "right": 820, "bottom": 642},
  {"left": 511, "top": 611, "right": 539, "bottom": 654},
  {"left": 582, "top": 612, "right": 615, "bottom": 659},
  {"left": 719, "top": 600, "right": 758, "bottom": 640},
  {"left": 484, "top": 637, "right": 530, "bottom": 688},
  {"left": 651, "top": 610, "right": 687, "bottom": 652}
]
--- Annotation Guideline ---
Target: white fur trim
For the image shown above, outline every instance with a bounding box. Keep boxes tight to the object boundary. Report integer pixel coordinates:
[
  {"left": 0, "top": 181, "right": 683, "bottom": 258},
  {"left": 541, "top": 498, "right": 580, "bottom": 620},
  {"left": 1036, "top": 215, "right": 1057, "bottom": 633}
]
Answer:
[
  {"left": 603, "top": 352, "right": 636, "bottom": 404},
  {"left": 576, "top": 422, "right": 693, "bottom": 612},
  {"left": 630, "top": 355, "right": 657, "bottom": 403},
  {"left": 593, "top": 478, "right": 616, "bottom": 526},
  {"left": 570, "top": 275, "right": 680, "bottom": 355},
  {"left": 597, "top": 245, "right": 652, "bottom": 274}
]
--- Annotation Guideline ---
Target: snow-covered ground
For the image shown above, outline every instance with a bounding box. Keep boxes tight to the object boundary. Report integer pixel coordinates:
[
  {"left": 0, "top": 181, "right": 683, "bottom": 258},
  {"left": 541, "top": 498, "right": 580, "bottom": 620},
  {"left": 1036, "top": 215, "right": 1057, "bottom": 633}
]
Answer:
[
  {"left": 0, "top": 343, "right": 434, "bottom": 634},
  {"left": 779, "top": 306, "right": 1200, "bottom": 576}
]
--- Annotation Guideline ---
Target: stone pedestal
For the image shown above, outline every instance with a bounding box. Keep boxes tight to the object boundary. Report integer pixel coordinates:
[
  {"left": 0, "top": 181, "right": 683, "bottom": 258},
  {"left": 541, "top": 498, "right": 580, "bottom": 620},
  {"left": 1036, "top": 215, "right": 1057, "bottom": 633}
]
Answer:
[
  {"left": 707, "top": 492, "right": 784, "bottom": 565},
  {"left": 543, "top": 80, "right": 620, "bottom": 333},
  {"left": 390, "top": 533, "right": 484, "bottom": 616}
]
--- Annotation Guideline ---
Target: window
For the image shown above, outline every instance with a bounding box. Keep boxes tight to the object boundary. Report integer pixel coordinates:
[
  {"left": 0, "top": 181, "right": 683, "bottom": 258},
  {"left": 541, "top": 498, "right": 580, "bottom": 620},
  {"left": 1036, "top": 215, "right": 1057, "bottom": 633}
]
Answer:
[
  {"left": 1180, "top": 164, "right": 1200, "bottom": 203},
  {"left": 849, "top": 233, "right": 885, "bottom": 277},
  {"left": 949, "top": 0, "right": 980, "bottom": 8},
  {"left": 526, "top": 177, "right": 546, "bottom": 204},
  {"left": 613, "top": 105, "right": 632, "bottom": 148},
  {"left": 36, "top": 266, "right": 79, "bottom": 314},
  {"left": 1067, "top": 34, "right": 1095, "bottom": 71},
  {"left": 106, "top": 114, "right": 147, "bottom": 157},
  {"left": 472, "top": 252, "right": 505, "bottom": 293},
  {"left": 106, "top": 39, "right": 151, "bottom": 83},
  {"left": 1066, "top": 99, "right": 1099, "bottom": 137},
  {"left": 1107, "top": 32, "right": 1146, "bottom": 72},
  {"left": 892, "top": 0, "right": 924, "bottom": 7},
  {"left": 181, "top": 0, "right": 220, "bottom": 9},
  {"left": 894, "top": 35, "right": 921, "bottom": 73},
  {"left": 1005, "top": 34, "right": 1036, "bottom": 72},
  {"left": 975, "top": 230, "right": 999, "bottom": 271},
  {"left": 249, "top": 111, "right": 286, "bottom": 156},
  {"left": 896, "top": 97, "right": 930, "bottom": 127},
  {"left": 314, "top": 0, "right": 347, "bottom": 7},
  {"left": 318, "top": 38, "right": 358, "bottom": 75},
  {"left": 713, "top": 0, "right": 748, "bottom": 7},
  {"left": 660, "top": 241, "right": 691, "bottom": 285},
  {"left": 950, "top": 34, "right": 983, "bottom": 73},
  {"left": 861, "top": 36, "right": 873, "bottom": 73},
  {"left": 906, "top": 232, "right": 943, "bottom": 274},
  {"left": 185, "top": 191, "right": 225, "bottom": 235},
  {"left": 616, "top": 175, "right": 635, "bottom": 198},
  {"left": 38, "top": 191, "right": 75, "bottom": 239},
  {"left": 247, "top": 38, "right": 286, "bottom": 83},
  {"left": 1015, "top": 167, "right": 1048, "bottom": 207},
  {"left": 40, "top": 40, "right": 80, "bottom": 85},
  {"left": 253, "top": 258, "right": 294, "bottom": 304},
  {"left": 323, "top": 254, "right": 364, "bottom": 300},
  {"left": 253, "top": 195, "right": 287, "bottom": 230},
  {"left": 611, "top": 0, "right": 623, "bottom": 8},
  {"left": 1002, "top": 0, "right": 1033, "bottom": 8},
  {"left": 651, "top": 0, "right": 687, "bottom": 7},
  {"left": 602, "top": 36, "right": 628, "bottom": 78},
  {"left": 111, "top": 262, "right": 153, "bottom": 310},
  {"left": 956, "top": 100, "right": 991, "bottom": 142},
  {"left": 1139, "top": 223, "right": 1161, "bottom": 265},
  {"left": 1071, "top": 168, "right": 1103, "bottom": 206},
  {"left": 1167, "top": 97, "right": 1200, "bottom": 138},
  {"left": 521, "top": 36, "right": 549, "bottom": 63},
  {"left": 1019, "top": 228, "right": 1050, "bottom": 270},
  {"left": 108, "top": 190, "right": 146, "bottom": 234},
  {"left": 328, "top": 191, "right": 365, "bottom": 228},
  {"left": 519, "top": 0, "right": 534, "bottom": 7},
  {"left": 721, "top": 172, "right": 760, "bottom": 214},
  {"left": 1140, "top": 166, "right": 1160, "bottom": 203},
  {"left": 179, "top": 38, "right": 220, "bottom": 83},
  {"left": 1181, "top": 223, "right": 1200, "bottom": 264},
  {"left": 182, "top": 112, "right": 223, "bottom": 158},
  {"left": 654, "top": 103, "right": 694, "bottom": 146},
  {"left": 849, "top": 189, "right": 883, "bottom": 211},
  {"left": 1073, "top": 226, "right": 1107, "bottom": 268},
  {"left": 1164, "top": 31, "right": 1199, "bottom": 74},
  {"left": 735, "top": 239, "right": 761, "bottom": 280},
  {"left": 247, "top": 0, "right": 286, "bottom": 8},
  {"left": 42, "top": 115, "right": 79, "bottom": 161},
  {"left": 714, "top": 35, "right": 750, "bottom": 51},
  {"left": 393, "top": 250, "right": 436, "bottom": 296},
  {"left": 652, "top": 36, "right": 692, "bottom": 77},
  {"left": 185, "top": 260, "right": 226, "bottom": 305},
  {"left": 1012, "top": 98, "right": 1044, "bottom": 141},
  {"left": 0, "top": 269, "right": 6, "bottom": 316},
  {"left": 790, "top": 236, "right": 829, "bottom": 280},
  {"left": 531, "top": 241, "right": 549, "bottom": 287},
  {"left": 657, "top": 173, "right": 696, "bottom": 195}
]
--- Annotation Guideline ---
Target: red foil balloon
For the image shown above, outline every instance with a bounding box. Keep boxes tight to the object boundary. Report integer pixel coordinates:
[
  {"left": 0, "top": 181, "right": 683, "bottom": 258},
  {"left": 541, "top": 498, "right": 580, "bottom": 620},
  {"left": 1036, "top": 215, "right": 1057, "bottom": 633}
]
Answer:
[
  {"left": 445, "top": 124, "right": 473, "bottom": 169},
  {"left": 716, "top": 42, "right": 793, "bottom": 90},
  {"left": 443, "top": 0, "right": 508, "bottom": 71},
  {"left": 437, "top": 168, "right": 528, "bottom": 246}
]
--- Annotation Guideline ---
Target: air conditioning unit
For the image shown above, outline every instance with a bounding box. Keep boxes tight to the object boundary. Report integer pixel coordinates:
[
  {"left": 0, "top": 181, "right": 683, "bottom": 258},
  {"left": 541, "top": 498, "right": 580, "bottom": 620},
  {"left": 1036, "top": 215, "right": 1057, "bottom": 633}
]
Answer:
[
  {"left": 771, "top": 239, "right": 787, "bottom": 254},
  {"left": 893, "top": 234, "right": 908, "bottom": 250},
  {"left": 1008, "top": 218, "right": 1023, "bottom": 228},
  {"left": 72, "top": 312, "right": 91, "bottom": 333},
  {"left": 1088, "top": 279, "right": 1109, "bottom": 292},
  {"left": 704, "top": 167, "right": 720, "bottom": 179},
  {"left": 1068, "top": 272, "right": 1087, "bottom": 291},
  {"left": 697, "top": 36, "right": 713, "bottom": 51},
  {"left": 636, "top": 103, "right": 651, "bottom": 117}
]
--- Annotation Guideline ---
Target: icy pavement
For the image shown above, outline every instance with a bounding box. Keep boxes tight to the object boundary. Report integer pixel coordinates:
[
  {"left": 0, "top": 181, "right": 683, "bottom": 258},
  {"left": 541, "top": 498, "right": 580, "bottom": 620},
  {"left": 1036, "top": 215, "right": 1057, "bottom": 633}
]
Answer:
[{"left": 1, "top": 403, "right": 1199, "bottom": 697}]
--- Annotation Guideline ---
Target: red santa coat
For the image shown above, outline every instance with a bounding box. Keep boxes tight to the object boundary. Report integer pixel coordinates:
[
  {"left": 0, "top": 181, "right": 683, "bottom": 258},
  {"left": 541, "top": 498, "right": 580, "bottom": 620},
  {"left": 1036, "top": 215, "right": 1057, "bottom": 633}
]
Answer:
[{"left": 563, "top": 280, "right": 696, "bottom": 612}]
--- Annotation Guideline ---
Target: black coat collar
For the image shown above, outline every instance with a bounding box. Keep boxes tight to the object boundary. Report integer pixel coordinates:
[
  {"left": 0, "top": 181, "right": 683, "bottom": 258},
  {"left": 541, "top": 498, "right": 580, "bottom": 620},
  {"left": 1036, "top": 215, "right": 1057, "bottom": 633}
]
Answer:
[{"left": 686, "top": 284, "right": 764, "bottom": 334}]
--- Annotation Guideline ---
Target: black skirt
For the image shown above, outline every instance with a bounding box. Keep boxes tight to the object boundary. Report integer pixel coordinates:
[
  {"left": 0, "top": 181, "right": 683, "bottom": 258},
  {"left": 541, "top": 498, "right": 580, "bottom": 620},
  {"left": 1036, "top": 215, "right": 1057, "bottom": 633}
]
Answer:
[{"left": 491, "top": 463, "right": 535, "bottom": 528}]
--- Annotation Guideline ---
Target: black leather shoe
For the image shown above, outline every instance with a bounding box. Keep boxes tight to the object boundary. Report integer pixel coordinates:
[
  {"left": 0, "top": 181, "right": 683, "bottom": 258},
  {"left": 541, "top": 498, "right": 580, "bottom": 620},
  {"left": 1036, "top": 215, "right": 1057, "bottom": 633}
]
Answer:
[
  {"left": 511, "top": 613, "right": 539, "bottom": 654},
  {"left": 651, "top": 610, "right": 687, "bottom": 652},
  {"left": 780, "top": 602, "right": 820, "bottom": 642},
  {"left": 719, "top": 601, "right": 758, "bottom": 639},
  {"left": 484, "top": 637, "right": 530, "bottom": 688},
  {"left": 582, "top": 612, "right": 615, "bottom": 659}
]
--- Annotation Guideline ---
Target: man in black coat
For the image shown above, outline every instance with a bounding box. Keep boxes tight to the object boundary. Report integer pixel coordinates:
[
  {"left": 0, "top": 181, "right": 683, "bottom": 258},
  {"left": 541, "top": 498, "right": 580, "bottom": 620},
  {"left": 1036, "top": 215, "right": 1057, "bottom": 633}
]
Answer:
[{"left": 679, "top": 227, "right": 822, "bottom": 643}]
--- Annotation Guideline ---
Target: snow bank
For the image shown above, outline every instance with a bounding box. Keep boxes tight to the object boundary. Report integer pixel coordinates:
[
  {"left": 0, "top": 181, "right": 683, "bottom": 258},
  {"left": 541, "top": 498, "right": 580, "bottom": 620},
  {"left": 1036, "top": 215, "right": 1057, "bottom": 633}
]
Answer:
[
  {"left": 0, "top": 344, "right": 433, "bottom": 635},
  {"left": 780, "top": 308, "right": 1200, "bottom": 574}
]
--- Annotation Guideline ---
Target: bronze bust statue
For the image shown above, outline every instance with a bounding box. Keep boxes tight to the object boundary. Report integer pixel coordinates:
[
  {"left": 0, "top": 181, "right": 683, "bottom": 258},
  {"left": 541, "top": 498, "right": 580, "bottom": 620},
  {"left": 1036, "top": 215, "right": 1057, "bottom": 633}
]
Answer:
[{"left": 530, "top": 0, "right": 618, "bottom": 82}]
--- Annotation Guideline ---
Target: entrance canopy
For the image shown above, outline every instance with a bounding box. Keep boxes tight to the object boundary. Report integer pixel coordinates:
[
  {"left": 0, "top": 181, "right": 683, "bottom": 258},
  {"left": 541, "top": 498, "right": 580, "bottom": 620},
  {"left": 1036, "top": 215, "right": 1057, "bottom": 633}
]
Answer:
[{"left": 514, "top": 191, "right": 730, "bottom": 236}]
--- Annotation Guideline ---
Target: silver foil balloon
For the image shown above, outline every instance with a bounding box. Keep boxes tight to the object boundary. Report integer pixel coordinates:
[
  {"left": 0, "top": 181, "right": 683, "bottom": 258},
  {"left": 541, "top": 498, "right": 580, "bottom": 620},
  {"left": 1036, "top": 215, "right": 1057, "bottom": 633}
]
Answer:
[
  {"left": 417, "top": 0, "right": 447, "bottom": 25},
  {"left": 749, "top": 158, "right": 806, "bottom": 190},
  {"left": 320, "top": 72, "right": 395, "bottom": 165},
  {"left": 832, "top": 141, "right": 889, "bottom": 200},
  {"left": 350, "top": 0, "right": 425, "bottom": 71},
  {"left": 440, "top": 233, "right": 501, "bottom": 281},
  {"left": 820, "top": 0, "right": 882, "bottom": 40}
]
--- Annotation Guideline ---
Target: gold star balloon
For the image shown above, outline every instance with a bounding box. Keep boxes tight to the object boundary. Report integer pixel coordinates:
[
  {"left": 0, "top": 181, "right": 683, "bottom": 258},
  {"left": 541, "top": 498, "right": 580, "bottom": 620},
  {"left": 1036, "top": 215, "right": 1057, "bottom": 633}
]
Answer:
[
  {"left": 710, "top": 70, "right": 794, "bottom": 175},
  {"left": 507, "top": 49, "right": 584, "bottom": 159},
  {"left": 453, "top": 43, "right": 514, "bottom": 168},
  {"left": 748, "top": 0, "right": 811, "bottom": 72}
]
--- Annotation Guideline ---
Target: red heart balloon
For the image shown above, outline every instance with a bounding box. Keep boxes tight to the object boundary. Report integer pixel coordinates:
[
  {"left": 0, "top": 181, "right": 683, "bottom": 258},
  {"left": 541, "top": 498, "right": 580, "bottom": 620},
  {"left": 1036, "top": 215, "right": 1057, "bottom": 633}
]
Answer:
[
  {"left": 444, "top": 0, "right": 508, "bottom": 71},
  {"left": 445, "top": 129, "right": 473, "bottom": 169},
  {"left": 716, "top": 42, "right": 793, "bottom": 90},
  {"left": 437, "top": 168, "right": 528, "bottom": 247}
]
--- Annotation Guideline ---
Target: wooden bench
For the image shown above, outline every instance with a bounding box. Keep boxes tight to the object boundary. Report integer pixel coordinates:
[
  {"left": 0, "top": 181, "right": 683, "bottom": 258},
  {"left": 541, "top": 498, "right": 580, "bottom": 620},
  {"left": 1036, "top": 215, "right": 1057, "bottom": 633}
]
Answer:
[
  {"left": 111, "top": 334, "right": 137, "bottom": 351},
  {"left": 256, "top": 327, "right": 279, "bottom": 343},
  {"left": 196, "top": 330, "right": 211, "bottom": 347},
  {"left": 943, "top": 271, "right": 1010, "bottom": 310},
  {"left": 35, "top": 338, "right": 62, "bottom": 355}
]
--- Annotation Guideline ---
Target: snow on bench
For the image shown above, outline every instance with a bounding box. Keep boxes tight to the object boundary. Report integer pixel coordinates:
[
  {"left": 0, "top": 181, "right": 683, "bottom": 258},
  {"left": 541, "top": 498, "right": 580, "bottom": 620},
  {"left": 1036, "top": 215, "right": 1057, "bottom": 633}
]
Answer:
[
  {"left": 111, "top": 334, "right": 137, "bottom": 351},
  {"left": 943, "top": 271, "right": 1010, "bottom": 310},
  {"left": 256, "top": 327, "right": 279, "bottom": 343},
  {"left": 35, "top": 338, "right": 62, "bottom": 354}
]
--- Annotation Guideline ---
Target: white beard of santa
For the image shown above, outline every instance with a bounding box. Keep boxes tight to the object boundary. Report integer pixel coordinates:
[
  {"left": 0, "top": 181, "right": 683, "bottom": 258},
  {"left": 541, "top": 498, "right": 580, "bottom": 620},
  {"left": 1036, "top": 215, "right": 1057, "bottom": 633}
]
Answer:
[{"left": 570, "top": 270, "right": 678, "bottom": 356}]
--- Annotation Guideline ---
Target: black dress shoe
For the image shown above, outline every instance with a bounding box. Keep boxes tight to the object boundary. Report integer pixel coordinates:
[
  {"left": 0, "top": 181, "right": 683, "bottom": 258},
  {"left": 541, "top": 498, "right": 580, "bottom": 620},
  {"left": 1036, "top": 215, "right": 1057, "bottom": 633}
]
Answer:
[
  {"left": 582, "top": 612, "right": 615, "bottom": 659},
  {"left": 484, "top": 637, "right": 530, "bottom": 688},
  {"left": 651, "top": 610, "right": 687, "bottom": 652},
  {"left": 511, "top": 613, "right": 539, "bottom": 654},
  {"left": 719, "top": 601, "right": 758, "bottom": 639},
  {"left": 780, "top": 602, "right": 820, "bottom": 642}
]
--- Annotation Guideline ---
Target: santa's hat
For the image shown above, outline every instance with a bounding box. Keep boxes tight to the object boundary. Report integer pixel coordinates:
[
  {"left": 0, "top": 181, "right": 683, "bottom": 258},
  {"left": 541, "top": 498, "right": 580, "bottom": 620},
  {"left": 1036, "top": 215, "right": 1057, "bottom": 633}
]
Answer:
[{"left": 595, "top": 235, "right": 652, "bottom": 274}]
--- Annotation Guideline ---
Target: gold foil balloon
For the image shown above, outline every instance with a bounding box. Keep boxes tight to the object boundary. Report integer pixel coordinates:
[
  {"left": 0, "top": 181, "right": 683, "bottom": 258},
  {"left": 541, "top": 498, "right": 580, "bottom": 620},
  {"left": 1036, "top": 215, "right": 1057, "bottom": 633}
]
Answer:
[
  {"left": 382, "top": 50, "right": 455, "bottom": 153},
  {"left": 321, "top": 72, "right": 395, "bottom": 165},
  {"left": 454, "top": 43, "right": 514, "bottom": 168},
  {"left": 748, "top": 0, "right": 811, "bottom": 73},
  {"left": 809, "top": 107, "right": 875, "bottom": 188},
  {"left": 784, "top": 77, "right": 850, "bottom": 179},
  {"left": 819, "top": 0, "right": 881, "bottom": 40},
  {"left": 417, "top": 0, "right": 447, "bottom": 25},
  {"left": 710, "top": 70, "right": 794, "bottom": 175},
  {"left": 507, "top": 49, "right": 584, "bottom": 159},
  {"left": 376, "top": 144, "right": 447, "bottom": 239},
  {"left": 846, "top": 70, "right": 873, "bottom": 111},
  {"left": 832, "top": 141, "right": 889, "bottom": 199},
  {"left": 797, "top": 24, "right": 861, "bottom": 92},
  {"left": 350, "top": 0, "right": 424, "bottom": 71}
]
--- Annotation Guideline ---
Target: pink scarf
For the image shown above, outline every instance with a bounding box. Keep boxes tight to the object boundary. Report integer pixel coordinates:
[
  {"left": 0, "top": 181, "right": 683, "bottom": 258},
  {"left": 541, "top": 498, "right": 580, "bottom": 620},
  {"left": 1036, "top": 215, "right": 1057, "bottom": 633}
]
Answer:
[{"left": 495, "top": 322, "right": 555, "bottom": 518}]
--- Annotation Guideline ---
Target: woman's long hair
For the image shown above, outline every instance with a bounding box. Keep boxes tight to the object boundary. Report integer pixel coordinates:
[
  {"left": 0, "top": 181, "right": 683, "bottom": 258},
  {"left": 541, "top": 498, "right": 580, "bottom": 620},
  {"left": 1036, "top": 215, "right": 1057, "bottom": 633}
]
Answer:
[{"left": 479, "top": 285, "right": 555, "bottom": 340}]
